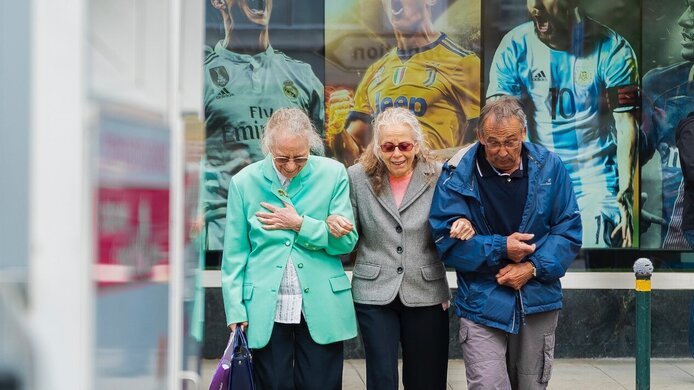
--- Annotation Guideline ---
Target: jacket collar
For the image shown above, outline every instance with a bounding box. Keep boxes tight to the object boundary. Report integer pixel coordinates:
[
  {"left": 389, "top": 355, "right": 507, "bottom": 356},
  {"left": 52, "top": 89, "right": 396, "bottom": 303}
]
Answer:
[
  {"left": 451, "top": 142, "right": 547, "bottom": 192},
  {"left": 367, "top": 160, "right": 436, "bottom": 223},
  {"left": 261, "top": 154, "right": 313, "bottom": 204}
]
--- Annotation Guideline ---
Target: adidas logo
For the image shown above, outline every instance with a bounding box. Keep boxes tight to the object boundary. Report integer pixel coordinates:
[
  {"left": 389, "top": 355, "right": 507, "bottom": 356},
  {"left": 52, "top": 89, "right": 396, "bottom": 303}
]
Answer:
[
  {"left": 216, "top": 87, "right": 233, "bottom": 99},
  {"left": 532, "top": 70, "right": 548, "bottom": 82}
]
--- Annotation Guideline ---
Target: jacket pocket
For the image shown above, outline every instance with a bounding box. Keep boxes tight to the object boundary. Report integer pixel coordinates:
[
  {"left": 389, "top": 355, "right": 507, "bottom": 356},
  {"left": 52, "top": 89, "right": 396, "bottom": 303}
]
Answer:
[
  {"left": 352, "top": 262, "right": 381, "bottom": 280},
  {"left": 540, "top": 333, "right": 556, "bottom": 383},
  {"left": 243, "top": 284, "right": 254, "bottom": 301},
  {"left": 329, "top": 274, "right": 352, "bottom": 293},
  {"left": 421, "top": 262, "right": 446, "bottom": 281}
]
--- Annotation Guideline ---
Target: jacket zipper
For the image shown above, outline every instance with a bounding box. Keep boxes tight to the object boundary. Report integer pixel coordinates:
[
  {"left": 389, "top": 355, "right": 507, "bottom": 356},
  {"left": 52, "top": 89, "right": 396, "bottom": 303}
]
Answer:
[{"left": 518, "top": 290, "right": 527, "bottom": 326}]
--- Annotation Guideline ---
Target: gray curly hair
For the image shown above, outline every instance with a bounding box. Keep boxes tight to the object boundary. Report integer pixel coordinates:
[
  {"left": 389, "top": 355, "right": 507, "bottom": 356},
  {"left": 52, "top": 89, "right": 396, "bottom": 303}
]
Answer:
[
  {"left": 359, "top": 107, "right": 431, "bottom": 194},
  {"left": 478, "top": 96, "right": 527, "bottom": 136},
  {"left": 261, "top": 107, "right": 325, "bottom": 156}
]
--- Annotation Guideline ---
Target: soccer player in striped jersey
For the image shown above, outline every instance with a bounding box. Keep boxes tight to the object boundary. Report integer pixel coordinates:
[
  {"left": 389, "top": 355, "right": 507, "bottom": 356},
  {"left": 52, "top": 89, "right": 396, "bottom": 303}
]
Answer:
[
  {"left": 328, "top": 0, "right": 481, "bottom": 164},
  {"left": 641, "top": 0, "right": 694, "bottom": 249},
  {"left": 203, "top": 0, "right": 324, "bottom": 250},
  {"left": 487, "top": 0, "right": 639, "bottom": 248}
]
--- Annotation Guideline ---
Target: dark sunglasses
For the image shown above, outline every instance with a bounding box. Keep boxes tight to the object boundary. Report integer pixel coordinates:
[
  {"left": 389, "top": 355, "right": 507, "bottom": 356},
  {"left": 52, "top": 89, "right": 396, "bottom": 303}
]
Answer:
[{"left": 379, "top": 142, "right": 415, "bottom": 153}]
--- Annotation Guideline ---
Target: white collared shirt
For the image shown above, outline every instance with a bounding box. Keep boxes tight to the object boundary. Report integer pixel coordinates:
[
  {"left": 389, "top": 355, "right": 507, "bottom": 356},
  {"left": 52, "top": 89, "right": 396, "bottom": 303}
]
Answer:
[{"left": 272, "top": 164, "right": 303, "bottom": 324}]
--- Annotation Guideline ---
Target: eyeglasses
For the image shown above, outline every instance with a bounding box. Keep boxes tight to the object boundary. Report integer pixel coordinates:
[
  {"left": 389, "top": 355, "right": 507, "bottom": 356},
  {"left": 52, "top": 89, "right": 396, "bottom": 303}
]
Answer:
[
  {"left": 379, "top": 142, "right": 415, "bottom": 153},
  {"left": 484, "top": 139, "right": 522, "bottom": 151},
  {"left": 273, "top": 156, "right": 309, "bottom": 165}
]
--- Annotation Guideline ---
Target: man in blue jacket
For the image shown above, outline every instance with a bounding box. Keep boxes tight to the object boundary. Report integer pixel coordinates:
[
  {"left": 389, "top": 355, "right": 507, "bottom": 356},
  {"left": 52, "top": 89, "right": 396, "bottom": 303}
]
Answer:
[{"left": 429, "top": 97, "right": 582, "bottom": 389}]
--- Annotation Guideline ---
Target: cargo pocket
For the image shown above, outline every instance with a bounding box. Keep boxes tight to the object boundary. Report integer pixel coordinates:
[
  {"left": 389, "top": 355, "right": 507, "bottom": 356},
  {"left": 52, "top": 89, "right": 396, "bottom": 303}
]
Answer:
[{"left": 540, "top": 333, "right": 555, "bottom": 383}]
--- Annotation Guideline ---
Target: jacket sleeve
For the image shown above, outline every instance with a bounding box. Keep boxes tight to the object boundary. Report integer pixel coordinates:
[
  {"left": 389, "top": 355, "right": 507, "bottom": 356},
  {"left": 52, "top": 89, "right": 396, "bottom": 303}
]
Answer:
[
  {"left": 529, "top": 157, "right": 583, "bottom": 282},
  {"left": 295, "top": 166, "right": 358, "bottom": 256},
  {"left": 221, "top": 178, "right": 250, "bottom": 326},
  {"left": 428, "top": 166, "right": 507, "bottom": 272}
]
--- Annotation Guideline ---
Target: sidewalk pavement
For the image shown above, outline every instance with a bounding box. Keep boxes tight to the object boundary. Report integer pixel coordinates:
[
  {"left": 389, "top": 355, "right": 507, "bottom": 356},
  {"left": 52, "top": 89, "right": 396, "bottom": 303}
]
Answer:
[{"left": 202, "top": 358, "right": 694, "bottom": 389}]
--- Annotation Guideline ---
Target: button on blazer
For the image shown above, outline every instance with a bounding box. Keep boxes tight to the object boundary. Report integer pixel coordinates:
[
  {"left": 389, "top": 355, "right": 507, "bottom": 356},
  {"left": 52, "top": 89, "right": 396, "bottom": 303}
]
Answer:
[{"left": 348, "top": 160, "right": 450, "bottom": 307}]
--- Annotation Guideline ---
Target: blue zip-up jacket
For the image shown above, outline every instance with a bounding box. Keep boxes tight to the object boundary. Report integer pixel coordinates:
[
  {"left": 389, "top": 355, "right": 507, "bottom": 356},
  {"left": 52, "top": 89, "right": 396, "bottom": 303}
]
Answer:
[{"left": 429, "top": 142, "right": 582, "bottom": 333}]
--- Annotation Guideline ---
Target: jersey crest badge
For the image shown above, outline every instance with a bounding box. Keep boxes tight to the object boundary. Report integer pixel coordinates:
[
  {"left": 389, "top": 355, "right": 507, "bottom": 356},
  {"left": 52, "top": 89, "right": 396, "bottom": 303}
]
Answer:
[
  {"left": 424, "top": 67, "right": 437, "bottom": 87},
  {"left": 282, "top": 80, "right": 299, "bottom": 100},
  {"left": 209, "top": 66, "right": 229, "bottom": 87},
  {"left": 392, "top": 67, "right": 406, "bottom": 86},
  {"left": 575, "top": 65, "right": 595, "bottom": 87},
  {"left": 374, "top": 66, "right": 385, "bottom": 85}
]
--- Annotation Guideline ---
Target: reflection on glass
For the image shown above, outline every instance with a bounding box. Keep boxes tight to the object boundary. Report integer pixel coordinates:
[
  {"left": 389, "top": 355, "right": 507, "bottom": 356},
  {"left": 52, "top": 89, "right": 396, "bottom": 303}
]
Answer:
[
  {"left": 202, "top": 0, "right": 325, "bottom": 251},
  {"left": 93, "top": 109, "right": 171, "bottom": 389},
  {"left": 640, "top": 0, "right": 694, "bottom": 250},
  {"left": 0, "top": 286, "right": 33, "bottom": 390},
  {"left": 325, "top": 0, "right": 481, "bottom": 165},
  {"left": 486, "top": 0, "right": 641, "bottom": 249}
]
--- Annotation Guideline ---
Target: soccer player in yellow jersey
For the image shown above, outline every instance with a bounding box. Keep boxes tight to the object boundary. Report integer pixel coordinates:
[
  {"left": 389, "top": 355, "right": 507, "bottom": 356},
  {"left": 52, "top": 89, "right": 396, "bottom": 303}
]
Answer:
[{"left": 328, "top": 0, "right": 481, "bottom": 164}]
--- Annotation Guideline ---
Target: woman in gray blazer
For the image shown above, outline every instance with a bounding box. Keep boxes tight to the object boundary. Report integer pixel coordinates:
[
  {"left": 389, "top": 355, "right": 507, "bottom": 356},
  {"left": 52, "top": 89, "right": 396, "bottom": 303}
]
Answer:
[{"left": 328, "top": 107, "right": 474, "bottom": 390}]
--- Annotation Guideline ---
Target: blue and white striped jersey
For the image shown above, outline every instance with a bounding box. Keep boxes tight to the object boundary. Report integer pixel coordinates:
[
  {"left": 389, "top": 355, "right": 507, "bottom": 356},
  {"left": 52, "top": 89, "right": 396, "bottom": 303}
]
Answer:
[{"left": 487, "top": 19, "right": 639, "bottom": 247}]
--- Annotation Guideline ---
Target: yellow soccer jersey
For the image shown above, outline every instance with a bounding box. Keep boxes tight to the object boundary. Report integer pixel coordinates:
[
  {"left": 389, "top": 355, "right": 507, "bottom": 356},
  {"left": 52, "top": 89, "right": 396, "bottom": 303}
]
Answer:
[{"left": 350, "top": 33, "right": 481, "bottom": 150}]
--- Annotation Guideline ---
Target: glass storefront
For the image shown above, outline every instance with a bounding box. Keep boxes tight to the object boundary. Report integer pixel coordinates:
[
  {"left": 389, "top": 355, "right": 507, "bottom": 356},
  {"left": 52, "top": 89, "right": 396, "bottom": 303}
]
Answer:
[{"left": 200, "top": 0, "right": 694, "bottom": 272}]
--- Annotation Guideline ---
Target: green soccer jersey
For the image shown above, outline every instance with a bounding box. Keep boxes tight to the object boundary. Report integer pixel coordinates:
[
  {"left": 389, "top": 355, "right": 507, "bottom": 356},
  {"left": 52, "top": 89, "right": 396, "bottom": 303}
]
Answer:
[{"left": 203, "top": 42, "right": 324, "bottom": 250}]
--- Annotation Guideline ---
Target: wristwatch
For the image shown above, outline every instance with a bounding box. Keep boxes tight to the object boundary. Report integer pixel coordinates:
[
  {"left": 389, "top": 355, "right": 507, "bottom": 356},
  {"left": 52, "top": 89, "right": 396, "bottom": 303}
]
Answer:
[{"left": 530, "top": 262, "right": 537, "bottom": 278}]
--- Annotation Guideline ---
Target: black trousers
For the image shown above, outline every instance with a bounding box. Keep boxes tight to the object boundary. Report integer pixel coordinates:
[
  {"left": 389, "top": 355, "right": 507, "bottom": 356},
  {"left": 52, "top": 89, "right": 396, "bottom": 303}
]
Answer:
[
  {"left": 355, "top": 297, "right": 450, "bottom": 390},
  {"left": 251, "top": 316, "right": 343, "bottom": 390}
]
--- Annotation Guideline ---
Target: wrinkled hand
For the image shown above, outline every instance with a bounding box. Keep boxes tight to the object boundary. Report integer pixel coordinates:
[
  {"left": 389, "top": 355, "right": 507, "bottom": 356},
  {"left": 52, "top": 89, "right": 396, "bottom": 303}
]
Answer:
[
  {"left": 611, "top": 193, "right": 633, "bottom": 247},
  {"left": 256, "top": 202, "right": 303, "bottom": 232},
  {"left": 450, "top": 218, "right": 475, "bottom": 240},
  {"left": 326, "top": 214, "right": 354, "bottom": 238},
  {"left": 496, "top": 262, "right": 534, "bottom": 290},
  {"left": 506, "top": 232, "right": 536, "bottom": 262},
  {"left": 229, "top": 322, "right": 248, "bottom": 332}
]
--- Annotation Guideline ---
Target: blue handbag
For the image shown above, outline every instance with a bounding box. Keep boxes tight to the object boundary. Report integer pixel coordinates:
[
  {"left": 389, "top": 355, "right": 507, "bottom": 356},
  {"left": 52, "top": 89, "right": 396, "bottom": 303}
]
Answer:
[
  {"left": 228, "top": 327, "right": 255, "bottom": 390},
  {"left": 209, "top": 327, "right": 255, "bottom": 390}
]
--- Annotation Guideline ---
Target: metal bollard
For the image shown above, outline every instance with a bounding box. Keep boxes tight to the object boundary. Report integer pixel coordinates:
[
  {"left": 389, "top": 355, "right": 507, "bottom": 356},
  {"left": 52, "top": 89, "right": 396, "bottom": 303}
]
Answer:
[{"left": 634, "top": 258, "right": 653, "bottom": 390}]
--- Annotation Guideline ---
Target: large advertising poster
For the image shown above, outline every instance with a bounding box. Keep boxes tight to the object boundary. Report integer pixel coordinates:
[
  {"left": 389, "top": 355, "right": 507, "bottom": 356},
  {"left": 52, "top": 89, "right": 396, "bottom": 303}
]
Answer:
[
  {"left": 640, "top": 0, "right": 694, "bottom": 250},
  {"left": 199, "top": 0, "right": 692, "bottom": 258},
  {"left": 325, "top": 0, "right": 482, "bottom": 165},
  {"left": 484, "top": 0, "right": 642, "bottom": 249},
  {"left": 202, "top": 0, "right": 325, "bottom": 252}
]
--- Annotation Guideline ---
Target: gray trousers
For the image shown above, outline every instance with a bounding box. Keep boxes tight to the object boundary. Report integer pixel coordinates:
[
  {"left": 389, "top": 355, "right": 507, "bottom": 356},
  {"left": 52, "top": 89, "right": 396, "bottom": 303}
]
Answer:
[{"left": 459, "top": 310, "right": 559, "bottom": 390}]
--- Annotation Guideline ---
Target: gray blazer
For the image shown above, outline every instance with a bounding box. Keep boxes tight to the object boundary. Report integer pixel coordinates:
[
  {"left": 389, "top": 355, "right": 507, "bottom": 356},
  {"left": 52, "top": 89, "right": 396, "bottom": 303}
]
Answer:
[{"left": 348, "top": 161, "right": 450, "bottom": 307}]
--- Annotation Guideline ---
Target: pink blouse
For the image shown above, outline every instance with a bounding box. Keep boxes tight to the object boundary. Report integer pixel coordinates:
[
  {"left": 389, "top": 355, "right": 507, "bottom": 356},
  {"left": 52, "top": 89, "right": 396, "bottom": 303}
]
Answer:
[{"left": 389, "top": 171, "right": 413, "bottom": 208}]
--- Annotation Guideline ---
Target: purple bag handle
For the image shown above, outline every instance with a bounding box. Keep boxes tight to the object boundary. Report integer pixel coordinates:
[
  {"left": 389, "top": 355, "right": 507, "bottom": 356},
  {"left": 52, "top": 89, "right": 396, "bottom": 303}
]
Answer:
[
  {"left": 221, "top": 330, "right": 237, "bottom": 367},
  {"left": 208, "top": 329, "right": 238, "bottom": 390}
]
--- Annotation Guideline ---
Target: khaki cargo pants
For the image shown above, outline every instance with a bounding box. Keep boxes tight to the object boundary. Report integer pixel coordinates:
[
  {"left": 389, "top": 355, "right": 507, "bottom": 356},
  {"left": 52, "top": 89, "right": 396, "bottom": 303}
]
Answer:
[{"left": 459, "top": 310, "right": 559, "bottom": 390}]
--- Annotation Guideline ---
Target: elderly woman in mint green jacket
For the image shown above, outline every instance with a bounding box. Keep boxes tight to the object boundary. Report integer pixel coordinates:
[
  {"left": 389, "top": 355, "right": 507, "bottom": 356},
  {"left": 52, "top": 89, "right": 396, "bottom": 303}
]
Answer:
[{"left": 222, "top": 108, "right": 358, "bottom": 390}]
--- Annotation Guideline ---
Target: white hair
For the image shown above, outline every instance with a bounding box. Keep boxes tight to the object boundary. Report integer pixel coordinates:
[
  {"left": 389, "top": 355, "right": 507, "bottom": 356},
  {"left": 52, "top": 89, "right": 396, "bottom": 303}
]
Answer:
[{"left": 261, "top": 107, "right": 325, "bottom": 156}]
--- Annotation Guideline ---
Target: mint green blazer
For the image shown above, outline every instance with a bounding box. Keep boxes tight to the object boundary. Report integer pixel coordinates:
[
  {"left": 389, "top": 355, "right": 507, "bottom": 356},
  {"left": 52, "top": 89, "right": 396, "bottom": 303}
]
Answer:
[{"left": 222, "top": 155, "right": 358, "bottom": 348}]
